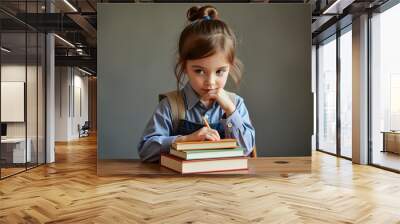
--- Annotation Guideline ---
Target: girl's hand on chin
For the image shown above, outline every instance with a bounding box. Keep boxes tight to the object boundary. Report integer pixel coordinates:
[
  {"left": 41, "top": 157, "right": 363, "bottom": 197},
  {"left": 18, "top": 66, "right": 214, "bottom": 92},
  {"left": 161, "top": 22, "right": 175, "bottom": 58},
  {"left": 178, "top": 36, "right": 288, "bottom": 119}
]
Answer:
[{"left": 201, "top": 88, "right": 236, "bottom": 116}]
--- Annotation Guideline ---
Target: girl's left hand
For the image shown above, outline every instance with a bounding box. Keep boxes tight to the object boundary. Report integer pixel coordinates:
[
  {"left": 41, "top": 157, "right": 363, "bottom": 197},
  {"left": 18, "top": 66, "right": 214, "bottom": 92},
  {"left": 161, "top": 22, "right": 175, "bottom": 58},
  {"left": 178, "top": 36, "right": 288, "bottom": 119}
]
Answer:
[{"left": 201, "top": 88, "right": 236, "bottom": 116}]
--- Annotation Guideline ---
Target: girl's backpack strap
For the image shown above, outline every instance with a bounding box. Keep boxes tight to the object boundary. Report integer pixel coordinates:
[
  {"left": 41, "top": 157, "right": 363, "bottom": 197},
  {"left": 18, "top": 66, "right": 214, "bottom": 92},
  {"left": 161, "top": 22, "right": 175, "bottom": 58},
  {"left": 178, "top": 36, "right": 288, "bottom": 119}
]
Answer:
[{"left": 158, "top": 90, "right": 185, "bottom": 134}]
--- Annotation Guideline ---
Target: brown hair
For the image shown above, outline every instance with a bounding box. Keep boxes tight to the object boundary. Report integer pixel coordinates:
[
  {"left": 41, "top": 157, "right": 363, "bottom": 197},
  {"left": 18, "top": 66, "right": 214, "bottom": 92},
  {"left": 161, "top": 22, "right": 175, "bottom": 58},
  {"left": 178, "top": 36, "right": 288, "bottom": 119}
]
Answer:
[{"left": 174, "top": 5, "right": 243, "bottom": 91}]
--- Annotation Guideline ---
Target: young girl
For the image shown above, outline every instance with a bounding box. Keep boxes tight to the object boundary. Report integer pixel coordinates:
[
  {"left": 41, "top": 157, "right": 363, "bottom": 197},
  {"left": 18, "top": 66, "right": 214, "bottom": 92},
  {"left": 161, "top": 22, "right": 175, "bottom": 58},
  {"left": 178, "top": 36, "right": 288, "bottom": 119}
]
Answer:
[{"left": 138, "top": 5, "right": 255, "bottom": 162}]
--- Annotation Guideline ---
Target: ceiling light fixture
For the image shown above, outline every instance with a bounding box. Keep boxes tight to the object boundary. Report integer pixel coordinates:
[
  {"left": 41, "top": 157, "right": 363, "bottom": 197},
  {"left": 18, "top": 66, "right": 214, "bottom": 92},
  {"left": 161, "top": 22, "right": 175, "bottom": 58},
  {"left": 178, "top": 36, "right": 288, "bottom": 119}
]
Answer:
[
  {"left": 78, "top": 67, "right": 93, "bottom": 76},
  {"left": 1, "top": 47, "right": 11, "bottom": 53},
  {"left": 54, "top": 34, "right": 75, "bottom": 48},
  {"left": 322, "top": 0, "right": 354, "bottom": 15},
  {"left": 63, "top": 0, "right": 78, "bottom": 12}
]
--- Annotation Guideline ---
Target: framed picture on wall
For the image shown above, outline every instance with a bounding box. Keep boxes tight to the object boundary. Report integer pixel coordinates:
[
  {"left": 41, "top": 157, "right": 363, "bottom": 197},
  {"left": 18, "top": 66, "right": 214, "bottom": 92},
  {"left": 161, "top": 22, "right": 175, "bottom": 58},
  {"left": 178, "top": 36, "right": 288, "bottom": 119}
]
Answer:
[{"left": 1, "top": 81, "right": 25, "bottom": 122}]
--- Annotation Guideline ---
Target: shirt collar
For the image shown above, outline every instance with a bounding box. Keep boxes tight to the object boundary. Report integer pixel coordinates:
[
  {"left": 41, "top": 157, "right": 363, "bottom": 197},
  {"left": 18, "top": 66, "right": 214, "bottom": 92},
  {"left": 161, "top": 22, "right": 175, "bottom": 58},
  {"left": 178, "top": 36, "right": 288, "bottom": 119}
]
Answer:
[{"left": 183, "top": 82, "right": 200, "bottom": 110}]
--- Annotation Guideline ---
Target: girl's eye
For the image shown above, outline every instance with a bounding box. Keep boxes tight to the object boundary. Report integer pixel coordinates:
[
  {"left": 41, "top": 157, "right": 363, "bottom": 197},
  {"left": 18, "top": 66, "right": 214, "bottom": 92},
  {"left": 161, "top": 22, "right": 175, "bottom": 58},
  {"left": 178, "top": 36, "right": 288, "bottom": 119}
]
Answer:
[
  {"left": 194, "top": 69, "right": 205, "bottom": 75},
  {"left": 216, "top": 70, "right": 226, "bottom": 77}
]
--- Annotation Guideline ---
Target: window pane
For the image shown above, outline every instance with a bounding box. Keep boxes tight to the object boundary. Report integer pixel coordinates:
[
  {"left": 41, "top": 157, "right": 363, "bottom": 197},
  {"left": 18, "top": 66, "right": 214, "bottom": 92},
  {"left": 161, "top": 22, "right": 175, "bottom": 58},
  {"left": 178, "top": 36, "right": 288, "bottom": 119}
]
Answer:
[
  {"left": 340, "top": 29, "right": 352, "bottom": 158},
  {"left": 371, "top": 3, "right": 400, "bottom": 171},
  {"left": 318, "top": 36, "right": 337, "bottom": 154}
]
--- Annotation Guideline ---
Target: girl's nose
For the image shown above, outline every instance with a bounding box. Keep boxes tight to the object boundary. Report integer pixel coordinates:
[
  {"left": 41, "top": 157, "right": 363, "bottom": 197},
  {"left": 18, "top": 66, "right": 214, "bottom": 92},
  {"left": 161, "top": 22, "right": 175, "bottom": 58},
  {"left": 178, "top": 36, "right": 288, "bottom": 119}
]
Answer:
[{"left": 206, "top": 74, "right": 217, "bottom": 86}]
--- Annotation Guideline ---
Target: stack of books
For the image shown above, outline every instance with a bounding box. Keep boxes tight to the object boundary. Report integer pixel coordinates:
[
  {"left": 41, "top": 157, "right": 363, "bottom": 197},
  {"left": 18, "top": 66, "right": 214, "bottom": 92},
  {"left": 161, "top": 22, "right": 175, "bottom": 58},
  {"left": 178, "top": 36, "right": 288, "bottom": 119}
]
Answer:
[{"left": 160, "top": 139, "right": 248, "bottom": 174}]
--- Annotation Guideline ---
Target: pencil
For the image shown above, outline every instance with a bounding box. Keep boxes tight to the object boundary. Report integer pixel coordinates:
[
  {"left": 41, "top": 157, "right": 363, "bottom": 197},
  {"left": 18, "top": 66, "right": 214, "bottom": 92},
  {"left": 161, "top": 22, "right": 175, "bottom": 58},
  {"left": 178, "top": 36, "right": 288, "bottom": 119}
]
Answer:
[{"left": 202, "top": 116, "right": 211, "bottom": 129}]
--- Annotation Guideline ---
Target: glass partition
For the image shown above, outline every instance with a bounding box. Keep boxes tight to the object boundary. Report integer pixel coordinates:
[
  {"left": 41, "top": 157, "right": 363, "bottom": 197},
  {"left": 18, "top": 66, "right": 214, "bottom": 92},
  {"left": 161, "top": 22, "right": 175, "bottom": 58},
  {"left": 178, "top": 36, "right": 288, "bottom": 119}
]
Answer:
[
  {"left": 371, "top": 3, "right": 400, "bottom": 171},
  {"left": 317, "top": 35, "right": 337, "bottom": 155},
  {"left": 1, "top": 30, "right": 28, "bottom": 177},
  {"left": 0, "top": 1, "right": 46, "bottom": 179},
  {"left": 27, "top": 30, "right": 38, "bottom": 169},
  {"left": 38, "top": 32, "right": 46, "bottom": 165}
]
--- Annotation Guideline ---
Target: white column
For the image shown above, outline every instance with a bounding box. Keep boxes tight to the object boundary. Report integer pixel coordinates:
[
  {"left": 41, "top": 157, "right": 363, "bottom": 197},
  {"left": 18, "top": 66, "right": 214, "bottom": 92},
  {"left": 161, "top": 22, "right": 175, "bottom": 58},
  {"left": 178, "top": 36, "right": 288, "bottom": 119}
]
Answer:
[
  {"left": 45, "top": 1, "right": 55, "bottom": 163},
  {"left": 46, "top": 33, "right": 55, "bottom": 163},
  {"left": 352, "top": 14, "right": 369, "bottom": 164},
  {"left": 55, "top": 67, "right": 74, "bottom": 141}
]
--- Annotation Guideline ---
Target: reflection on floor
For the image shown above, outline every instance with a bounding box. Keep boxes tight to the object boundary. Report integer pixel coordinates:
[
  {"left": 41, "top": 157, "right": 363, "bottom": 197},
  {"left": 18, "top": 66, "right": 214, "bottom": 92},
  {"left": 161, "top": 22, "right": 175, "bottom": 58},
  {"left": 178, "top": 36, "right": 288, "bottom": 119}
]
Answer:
[
  {"left": 0, "top": 135, "right": 400, "bottom": 222},
  {"left": 373, "top": 150, "right": 400, "bottom": 171},
  {"left": 0, "top": 162, "right": 43, "bottom": 179},
  {"left": 0, "top": 167, "right": 25, "bottom": 178},
  {"left": 340, "top": 147, "right": 352, "bottom": 159}
]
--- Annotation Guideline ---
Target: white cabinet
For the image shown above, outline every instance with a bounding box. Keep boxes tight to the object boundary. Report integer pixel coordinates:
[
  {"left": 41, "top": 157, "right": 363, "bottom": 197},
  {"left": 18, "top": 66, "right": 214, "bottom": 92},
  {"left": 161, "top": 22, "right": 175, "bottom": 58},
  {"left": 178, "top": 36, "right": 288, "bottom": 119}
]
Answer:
[{"left": 1, "top": 138, "right": 32, "bottom": 163}]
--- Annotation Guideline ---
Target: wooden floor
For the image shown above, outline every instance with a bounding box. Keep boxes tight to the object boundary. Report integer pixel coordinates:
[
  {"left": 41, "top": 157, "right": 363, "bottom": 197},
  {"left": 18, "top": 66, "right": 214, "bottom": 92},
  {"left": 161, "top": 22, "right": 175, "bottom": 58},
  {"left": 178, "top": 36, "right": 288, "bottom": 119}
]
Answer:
[{"left": 1, "top": 135, "right": 400, "bottom": 223}]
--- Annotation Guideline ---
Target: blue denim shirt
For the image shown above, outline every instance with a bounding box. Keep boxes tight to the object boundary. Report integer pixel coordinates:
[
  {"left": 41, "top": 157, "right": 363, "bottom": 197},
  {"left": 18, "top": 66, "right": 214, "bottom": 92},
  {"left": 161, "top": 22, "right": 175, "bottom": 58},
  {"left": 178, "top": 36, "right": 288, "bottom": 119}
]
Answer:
[{"left": 137, "top": 83, "right": 256, "bottom": 162}]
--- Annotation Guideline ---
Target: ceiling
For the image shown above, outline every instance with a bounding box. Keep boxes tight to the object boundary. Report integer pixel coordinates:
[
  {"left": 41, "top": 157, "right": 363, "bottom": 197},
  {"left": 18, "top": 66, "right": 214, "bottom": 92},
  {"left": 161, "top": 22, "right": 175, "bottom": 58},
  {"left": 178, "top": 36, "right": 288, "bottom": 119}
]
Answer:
[{"left": 0, "top": 0, "right": 391, "bottom": 75}]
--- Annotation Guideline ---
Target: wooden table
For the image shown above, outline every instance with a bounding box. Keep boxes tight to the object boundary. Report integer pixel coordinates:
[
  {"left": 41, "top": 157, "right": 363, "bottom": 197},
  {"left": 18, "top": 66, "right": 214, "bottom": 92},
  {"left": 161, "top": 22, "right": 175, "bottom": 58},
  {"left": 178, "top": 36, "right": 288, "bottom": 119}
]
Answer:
[
  {"left": 97, "top": 157, "right": 311, "bottom": 176},
  {"left": 382, "top": 131, "right": 400, "bottom": 154}
]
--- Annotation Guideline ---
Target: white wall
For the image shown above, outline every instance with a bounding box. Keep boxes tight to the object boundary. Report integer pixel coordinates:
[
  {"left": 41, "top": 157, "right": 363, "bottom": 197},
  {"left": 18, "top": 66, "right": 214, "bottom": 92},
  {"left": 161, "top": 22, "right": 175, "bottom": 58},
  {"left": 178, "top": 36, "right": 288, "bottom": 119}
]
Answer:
[
  {"left": 1, "top": 65, "right": 38, "bottom": 138},
  {"left": 55, "top": 66, "right": 89, "bottom": 141},
  {"left": 71, "top": 71, "right": 89, "bottom": 138},
  {"left": 55, "top": 66, "right": 70, "bottom": 141},
  {"left": 1, "top": 65, "right": 27, "bottom": 141}
]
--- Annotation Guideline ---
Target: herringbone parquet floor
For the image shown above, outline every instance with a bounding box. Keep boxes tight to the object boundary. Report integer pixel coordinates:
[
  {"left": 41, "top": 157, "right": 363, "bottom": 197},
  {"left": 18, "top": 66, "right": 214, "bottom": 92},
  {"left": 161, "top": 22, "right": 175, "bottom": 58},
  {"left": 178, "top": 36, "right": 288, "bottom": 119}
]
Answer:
[{"left": 1, "top": 135, "right": 400, "bottom": 223}]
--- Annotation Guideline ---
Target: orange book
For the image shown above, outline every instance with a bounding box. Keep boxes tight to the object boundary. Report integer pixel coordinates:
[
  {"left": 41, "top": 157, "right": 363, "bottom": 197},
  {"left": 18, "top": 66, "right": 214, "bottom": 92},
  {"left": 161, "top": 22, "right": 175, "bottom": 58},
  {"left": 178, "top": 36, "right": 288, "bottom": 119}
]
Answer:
[
  {"left": 160, "top": 154, "right": 248, "bottom": 174},
  {"left": 171, "top": 138, "right": 238, "bottom": 151}
]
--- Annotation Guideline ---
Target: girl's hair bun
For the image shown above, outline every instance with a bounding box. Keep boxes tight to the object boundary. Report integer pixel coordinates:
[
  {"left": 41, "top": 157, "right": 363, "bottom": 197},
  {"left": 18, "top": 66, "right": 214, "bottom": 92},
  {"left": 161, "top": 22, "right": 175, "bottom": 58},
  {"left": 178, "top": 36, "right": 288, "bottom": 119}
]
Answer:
[{"left": 186, "top": 5, "right": 219, "bottom": 22}]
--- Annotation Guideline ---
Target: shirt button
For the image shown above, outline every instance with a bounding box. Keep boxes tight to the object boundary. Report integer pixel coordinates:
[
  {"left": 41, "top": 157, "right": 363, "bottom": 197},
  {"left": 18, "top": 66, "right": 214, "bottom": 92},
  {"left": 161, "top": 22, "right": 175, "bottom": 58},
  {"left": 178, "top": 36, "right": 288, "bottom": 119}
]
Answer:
[{"left": 227, "top": 122, "right": 233, "bottom": 128}]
